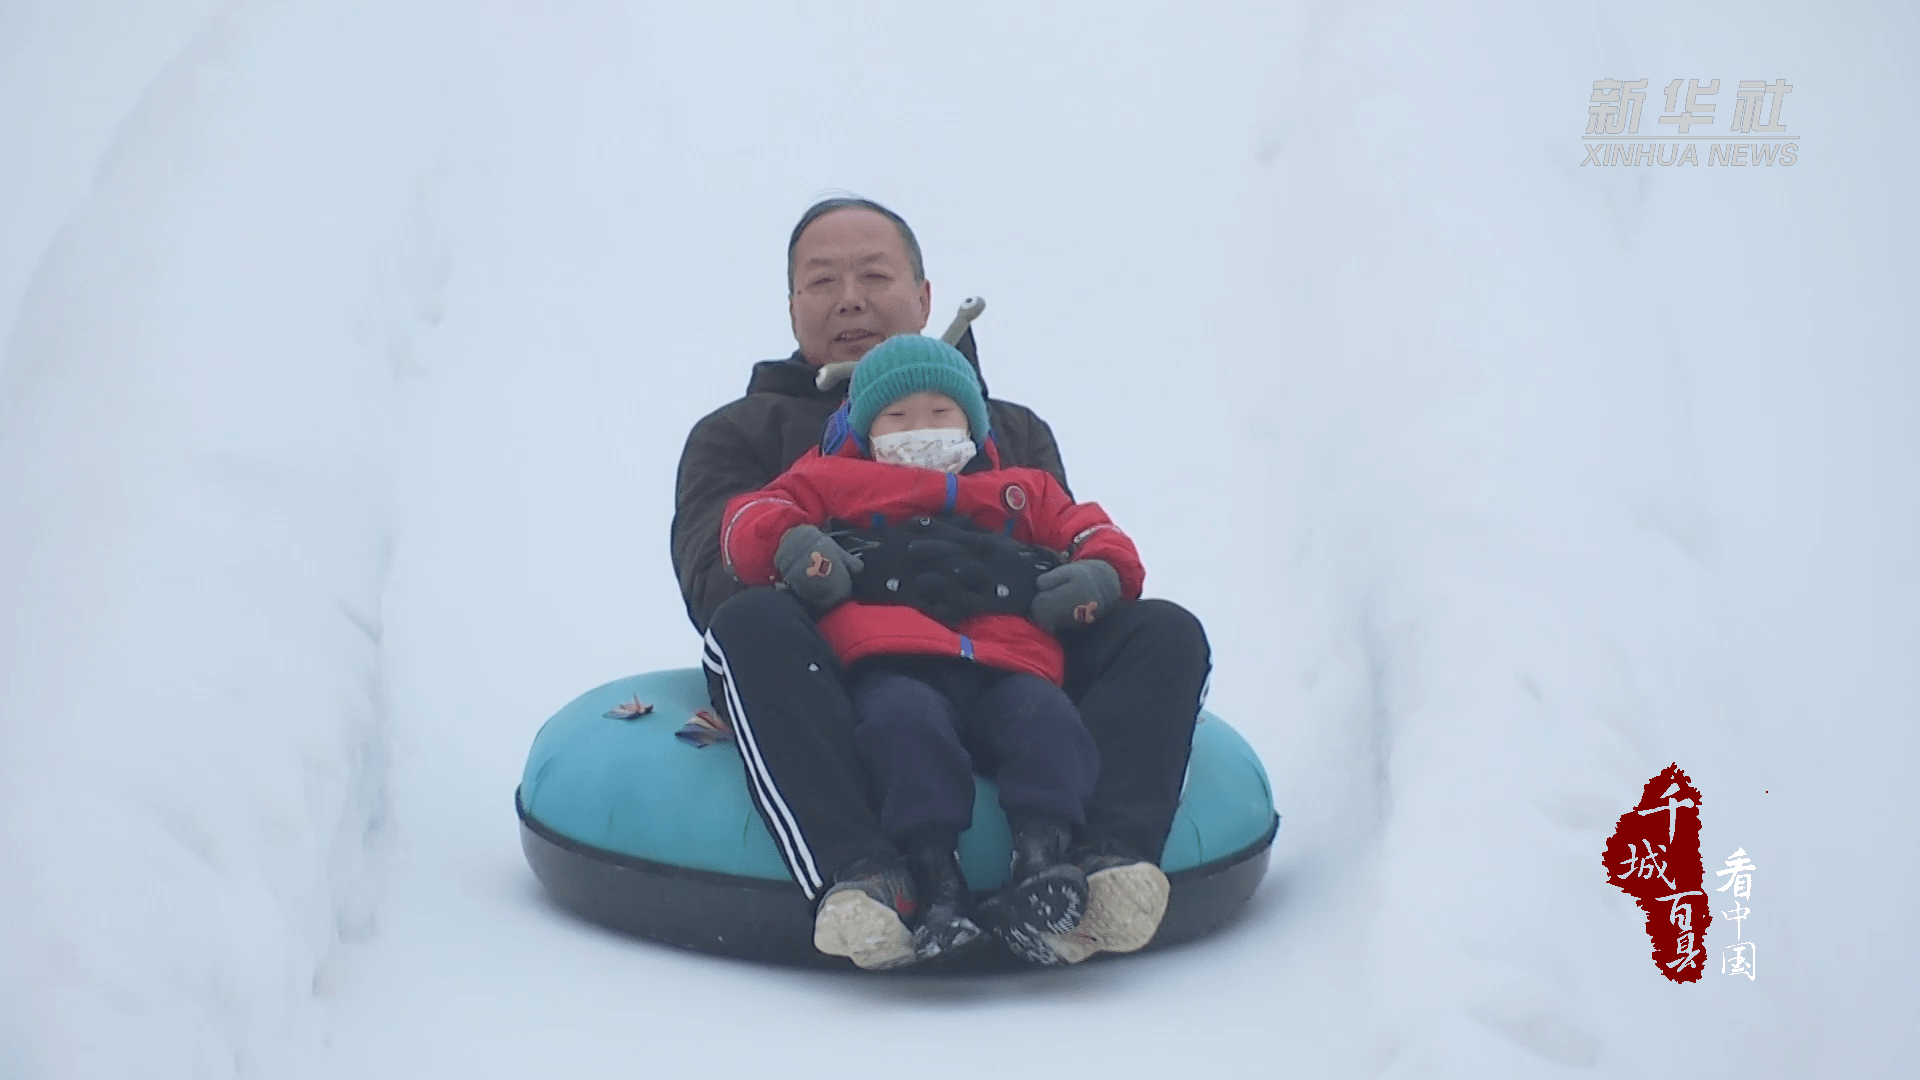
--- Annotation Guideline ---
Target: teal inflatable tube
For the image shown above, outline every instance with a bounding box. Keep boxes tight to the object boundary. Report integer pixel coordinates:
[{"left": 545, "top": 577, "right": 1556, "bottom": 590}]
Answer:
[{"left": 517, "top": 668, "right": 1278, "bottom": 967}]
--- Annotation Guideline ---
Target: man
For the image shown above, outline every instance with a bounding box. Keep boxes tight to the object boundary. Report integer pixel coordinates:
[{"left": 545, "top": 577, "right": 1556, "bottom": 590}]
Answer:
[{"left": 671, "top": 197, "right": 1210, "bottom": 968}]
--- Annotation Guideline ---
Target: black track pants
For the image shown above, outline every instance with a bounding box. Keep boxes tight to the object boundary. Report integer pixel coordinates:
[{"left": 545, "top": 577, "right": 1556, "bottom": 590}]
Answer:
[
  {"left": 703, "top": 589, "right": 1210, "bottom": 896},
  {"left": 701, "top": 589, "right": 894, "bottom": 901},
  {"left": 1062, "top": 598, "right": 1212, "bottom": 863}
]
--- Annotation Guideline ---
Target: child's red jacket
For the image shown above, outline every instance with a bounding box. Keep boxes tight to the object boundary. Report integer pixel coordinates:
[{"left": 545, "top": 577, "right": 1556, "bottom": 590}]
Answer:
[{"left": 720, "top": 435, "right": 1145, "bottom": 685}]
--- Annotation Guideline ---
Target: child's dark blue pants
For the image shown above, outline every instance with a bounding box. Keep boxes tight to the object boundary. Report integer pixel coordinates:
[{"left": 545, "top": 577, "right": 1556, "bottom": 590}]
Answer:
[{"left": 848, "top": 655, "right": 1098, "bottom": 846}]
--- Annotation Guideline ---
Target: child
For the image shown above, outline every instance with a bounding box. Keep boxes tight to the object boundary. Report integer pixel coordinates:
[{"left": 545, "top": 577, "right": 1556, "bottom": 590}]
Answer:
[{"left": 719, "top": 334, "right": 1145, "bottom": 969}]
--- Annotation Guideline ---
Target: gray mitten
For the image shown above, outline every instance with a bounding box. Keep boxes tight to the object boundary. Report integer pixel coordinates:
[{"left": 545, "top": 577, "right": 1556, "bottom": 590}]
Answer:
[
  {"left": 775, "top": 525, "right": 865, "bottom": 610},
  {"left": 1029, "top": 559, "right": 1122, "bottom": 631}
]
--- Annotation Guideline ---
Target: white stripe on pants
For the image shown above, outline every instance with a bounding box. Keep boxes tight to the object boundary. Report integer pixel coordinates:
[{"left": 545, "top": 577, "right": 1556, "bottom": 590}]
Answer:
[{"left": 703, "top": 629, "right": 827, "bottom": 898}]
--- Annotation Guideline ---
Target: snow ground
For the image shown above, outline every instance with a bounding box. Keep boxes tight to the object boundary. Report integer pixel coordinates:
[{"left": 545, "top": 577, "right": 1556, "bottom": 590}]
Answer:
[{"left": 2, "top": 2, "right": 1916, "bottom": 1077}]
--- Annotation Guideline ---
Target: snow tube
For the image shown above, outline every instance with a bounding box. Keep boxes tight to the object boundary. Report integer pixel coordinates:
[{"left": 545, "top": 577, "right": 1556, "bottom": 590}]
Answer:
[{"left": 517, "top": 668, "right": 1278, "bottom": 968}]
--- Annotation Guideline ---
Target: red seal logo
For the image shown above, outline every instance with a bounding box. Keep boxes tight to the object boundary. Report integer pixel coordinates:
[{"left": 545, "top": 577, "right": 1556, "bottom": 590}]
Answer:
[
  {"left": 1605, "top": 763, "right": 1709, "bottom": 983},
  {"left": 1002, "top": 484, "right": 1028, "bottom": 512}
]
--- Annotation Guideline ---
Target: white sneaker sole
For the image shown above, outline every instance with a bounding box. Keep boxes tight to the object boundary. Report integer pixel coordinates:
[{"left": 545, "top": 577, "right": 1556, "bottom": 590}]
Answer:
[
  {"left": 1042, "top": 862, "right": 1170, "bottom": 963},
  {"left": 813, "top": 889, "right": 917, "bottom": 970}
]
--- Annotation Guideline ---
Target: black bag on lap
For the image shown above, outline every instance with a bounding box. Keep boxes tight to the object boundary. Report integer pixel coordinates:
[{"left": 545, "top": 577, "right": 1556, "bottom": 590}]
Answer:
[{"left": 826, "top": 515, "right": 1062, "bottom": 627}]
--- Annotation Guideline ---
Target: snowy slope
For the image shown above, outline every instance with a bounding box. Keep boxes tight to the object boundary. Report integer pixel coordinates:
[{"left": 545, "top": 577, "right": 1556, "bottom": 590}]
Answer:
[{"left": 2, "top": 2, "right": 1915, "bottom": 1078}]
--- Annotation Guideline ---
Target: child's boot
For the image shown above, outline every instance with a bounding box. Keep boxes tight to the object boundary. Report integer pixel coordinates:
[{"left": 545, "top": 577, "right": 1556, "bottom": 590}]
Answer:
[
  {"left": 983, "top": 814, "right": 1088, "bottom": 965},
  {"left": 812, "top": 854, "right": 920, "bottom": 970},
  {"left": 905, "top": 841, "right": 986, "bottom": 960}
]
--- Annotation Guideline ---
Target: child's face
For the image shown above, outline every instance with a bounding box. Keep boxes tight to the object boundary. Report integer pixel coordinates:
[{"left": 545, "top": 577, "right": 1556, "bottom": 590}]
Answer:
[{"left": 869, "top": 391, "right": 968, "bottom": 438}]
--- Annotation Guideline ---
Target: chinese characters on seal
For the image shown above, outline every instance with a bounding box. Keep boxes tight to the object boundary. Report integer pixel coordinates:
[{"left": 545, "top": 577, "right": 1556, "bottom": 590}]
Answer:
[{"left": 1604, "top": 764, "right": 1711, "bottom": 983}]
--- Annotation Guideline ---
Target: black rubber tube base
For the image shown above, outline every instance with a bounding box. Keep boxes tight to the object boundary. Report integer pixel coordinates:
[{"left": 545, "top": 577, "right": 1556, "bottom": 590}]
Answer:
[{"left": 518, "top": 788, "right": 1276, "bottom": 972}]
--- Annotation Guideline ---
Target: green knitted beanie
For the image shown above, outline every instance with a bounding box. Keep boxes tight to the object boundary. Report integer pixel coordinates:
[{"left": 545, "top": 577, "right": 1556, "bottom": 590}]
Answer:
[{"left": 847, "top": 334, "right": 991, "bottom": 450}]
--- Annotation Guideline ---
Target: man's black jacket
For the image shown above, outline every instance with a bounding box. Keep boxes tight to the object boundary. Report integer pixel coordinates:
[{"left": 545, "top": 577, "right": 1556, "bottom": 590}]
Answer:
[{"left": 671, "top": 331, "right": 1070, "bottom": 631}]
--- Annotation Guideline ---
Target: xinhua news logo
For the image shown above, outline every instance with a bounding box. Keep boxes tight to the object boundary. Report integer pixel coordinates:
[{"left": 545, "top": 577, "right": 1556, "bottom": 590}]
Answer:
[{"left": 1583, "top": 79, "right": 1797, "bottom": 167}]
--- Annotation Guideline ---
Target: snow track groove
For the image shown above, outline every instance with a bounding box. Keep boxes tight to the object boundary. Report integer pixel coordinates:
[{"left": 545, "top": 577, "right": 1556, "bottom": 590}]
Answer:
[{"left": 2, "top": 2, "right": 1915, "bottom": 1078}]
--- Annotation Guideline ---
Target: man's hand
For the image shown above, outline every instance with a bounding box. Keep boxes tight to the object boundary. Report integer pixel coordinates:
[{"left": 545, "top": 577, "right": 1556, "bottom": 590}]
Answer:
[
  {"left": 835, "top": 516, "right": 1061, "bottom": 627},
  {"left": 906, "top": 530, "right": 1057, "bottom": 624},
  {"left": 1030, "top": 559, "right": 1122, "bottom": 631},
  {"left": 775, "top": 525, "right": 865, "bottom": 611}
]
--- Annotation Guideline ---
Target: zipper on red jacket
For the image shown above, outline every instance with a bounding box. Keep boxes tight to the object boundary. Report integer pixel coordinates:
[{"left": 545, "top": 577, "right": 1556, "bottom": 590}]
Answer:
[{"left": 1067, "top": 523, "right": 1113, "bottom": 557}]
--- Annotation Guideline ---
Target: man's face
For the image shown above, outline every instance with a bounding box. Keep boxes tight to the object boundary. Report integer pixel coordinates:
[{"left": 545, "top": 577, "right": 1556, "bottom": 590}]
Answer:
[{"left": 789, "top": 209, "right": 932, "bottom": 368}]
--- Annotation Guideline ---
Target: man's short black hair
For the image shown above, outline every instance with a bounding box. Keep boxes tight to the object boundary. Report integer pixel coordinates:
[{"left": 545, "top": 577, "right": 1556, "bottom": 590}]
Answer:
[{"left": 786, "top": 196, "right": 925, "bottom": 293}]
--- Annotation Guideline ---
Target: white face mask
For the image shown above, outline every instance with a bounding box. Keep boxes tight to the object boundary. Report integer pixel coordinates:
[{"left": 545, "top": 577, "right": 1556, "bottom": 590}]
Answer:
[{"left": 870, "top": 428, "right": 977, "bottom": 473}]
